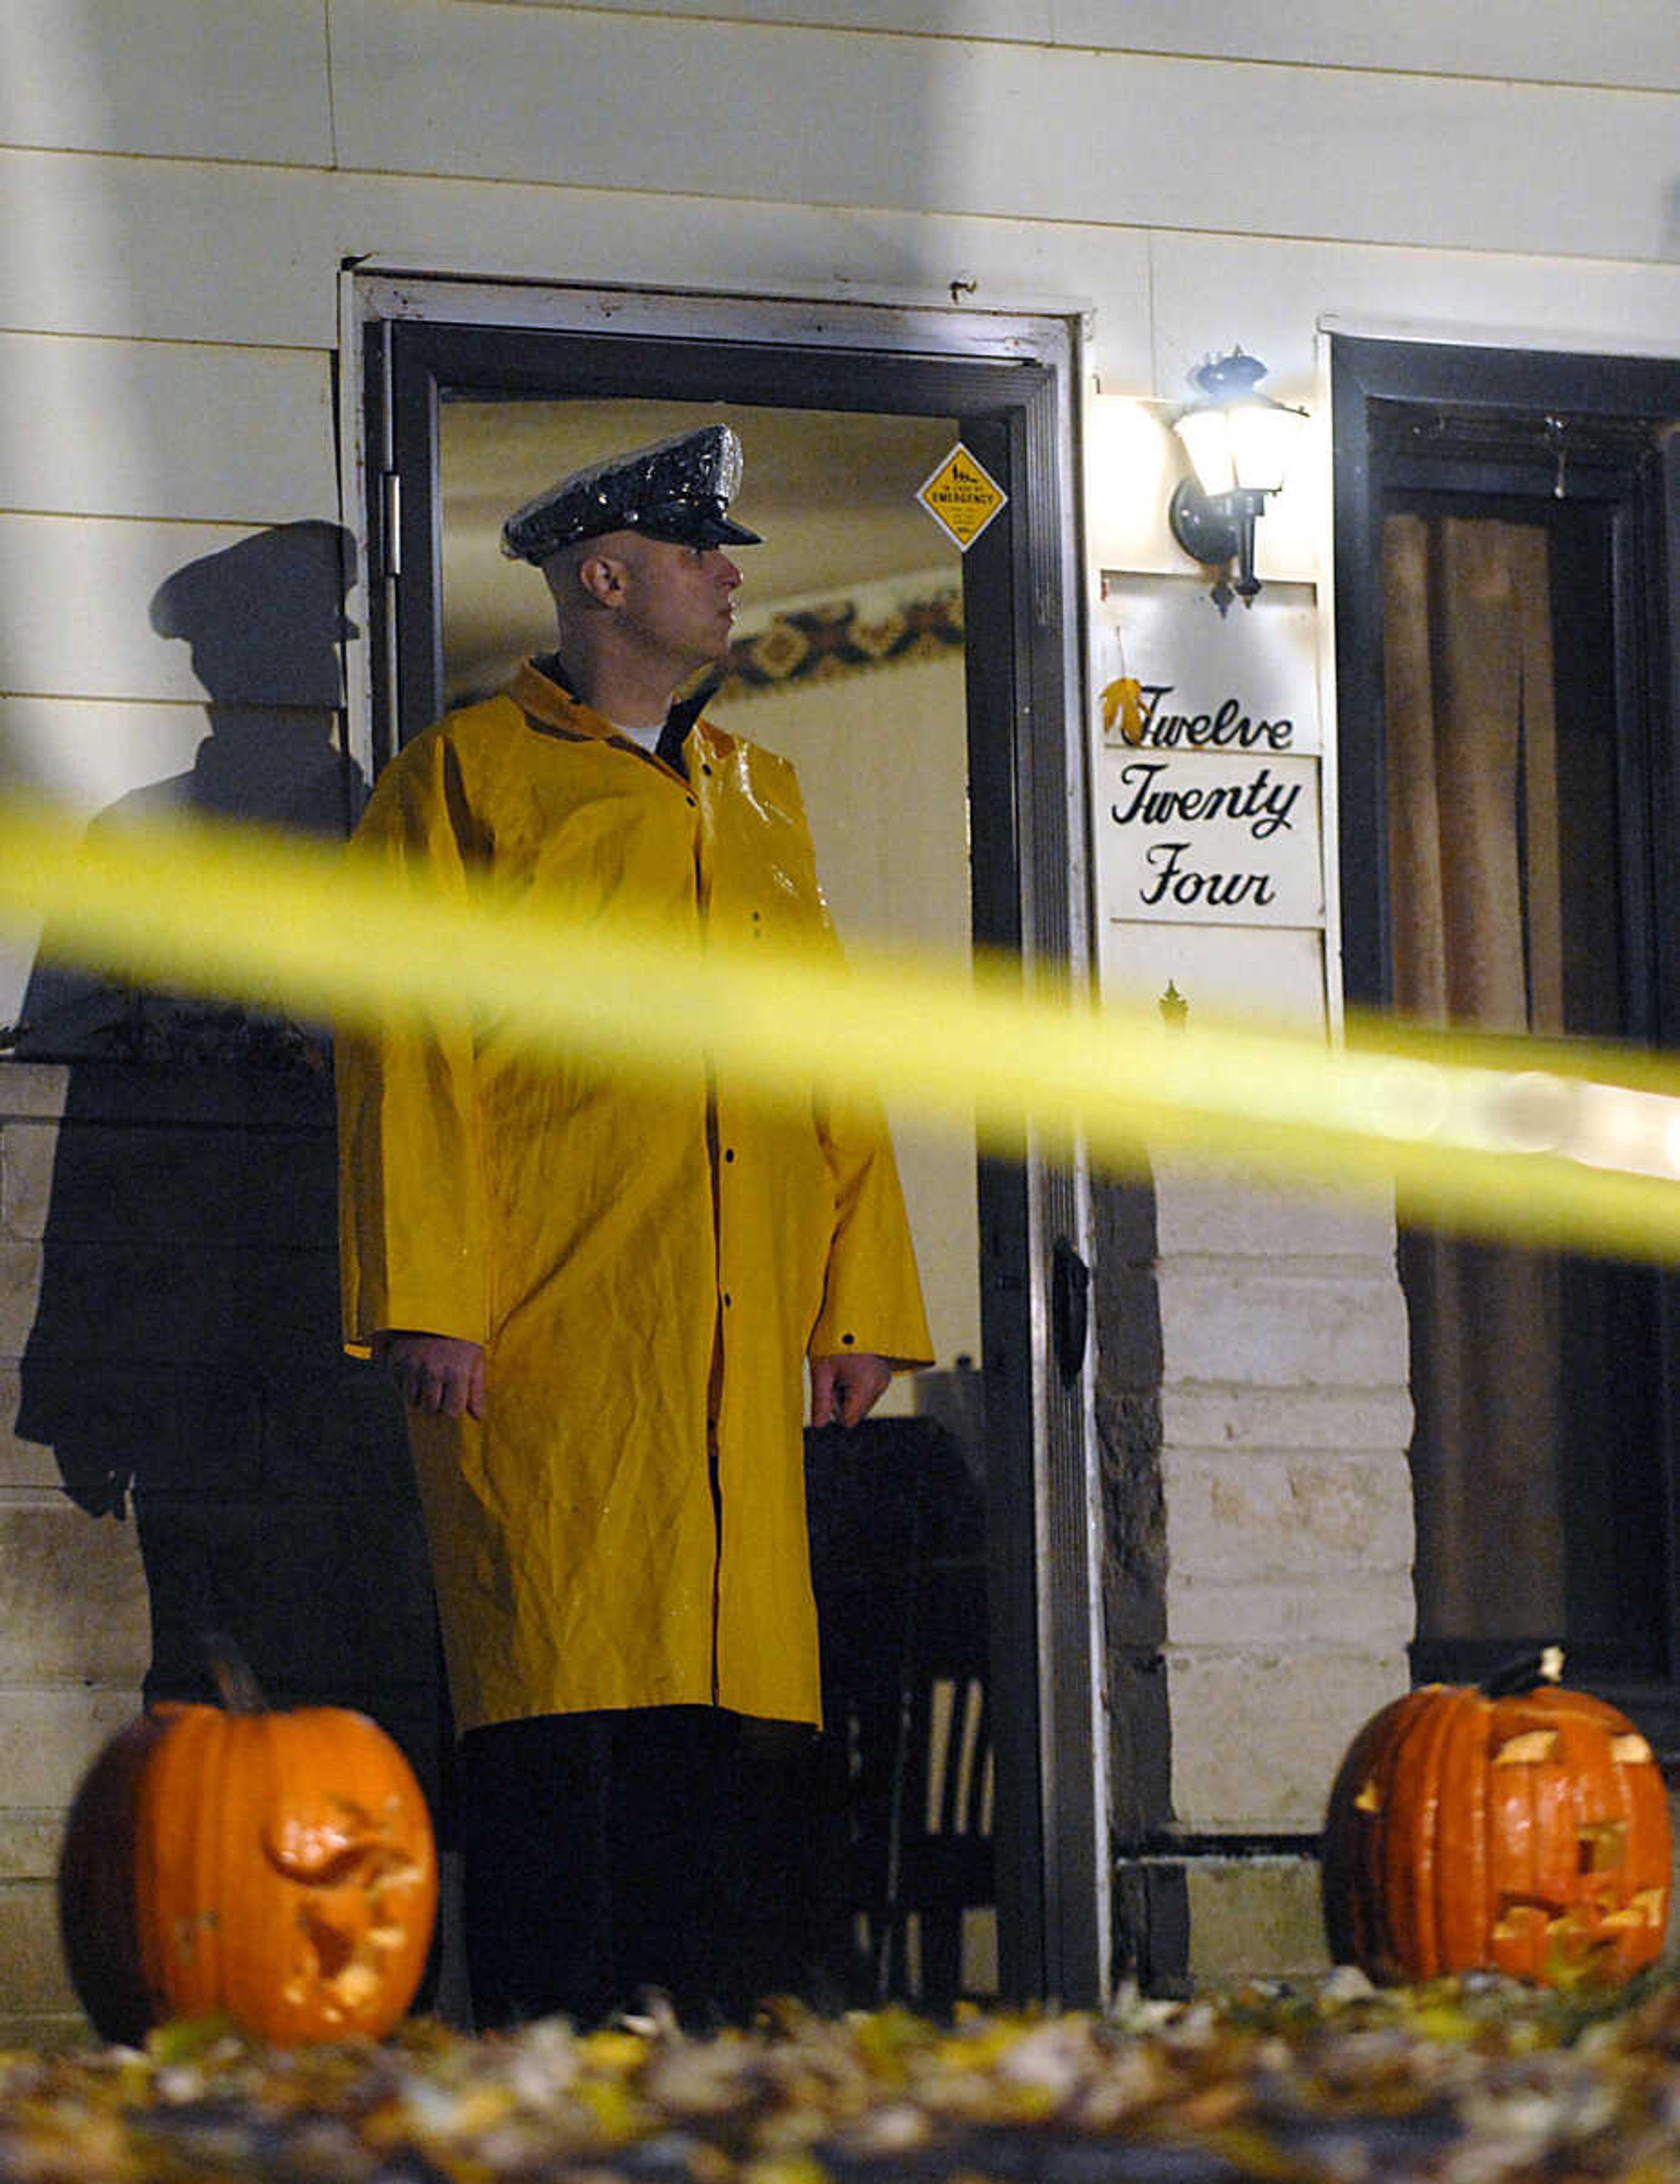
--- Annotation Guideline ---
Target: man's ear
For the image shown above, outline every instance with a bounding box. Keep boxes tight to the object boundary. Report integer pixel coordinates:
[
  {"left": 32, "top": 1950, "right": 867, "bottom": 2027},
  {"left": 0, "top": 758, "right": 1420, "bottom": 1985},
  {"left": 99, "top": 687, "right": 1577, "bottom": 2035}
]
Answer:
[{"left": 575, "top": 549, "right": 628, "bottom": 609}]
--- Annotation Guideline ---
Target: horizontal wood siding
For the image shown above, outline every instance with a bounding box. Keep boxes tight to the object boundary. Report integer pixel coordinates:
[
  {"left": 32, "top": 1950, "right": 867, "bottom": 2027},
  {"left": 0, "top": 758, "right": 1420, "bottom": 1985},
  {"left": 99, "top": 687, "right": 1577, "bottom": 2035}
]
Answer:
[
  {"left": 0, "top": 150, "right": 339, "bottom": 345},
  {"left": 329, "top": 0, "right": 1679, "bottom": 262},
  {"left": 1147, "top": 233, "right": 1680, "bottom": 399},
  {"left": 476, "top": 0, "right": 1680, "bottom": 92},
  {"left": 1, "top": 0, "right": 333, "bottom": 163},
  {"left": 0, "top": 0, "right": 1672, "bottom": 976},
  {"left": 0, "top": 516, "right": 347, "bottom": 705},
  {"left": 1, "top": 700, "right": 218, "bottom": 805},
  {"left": 0, "top": 334, "right": 335, "bottom": 522}
]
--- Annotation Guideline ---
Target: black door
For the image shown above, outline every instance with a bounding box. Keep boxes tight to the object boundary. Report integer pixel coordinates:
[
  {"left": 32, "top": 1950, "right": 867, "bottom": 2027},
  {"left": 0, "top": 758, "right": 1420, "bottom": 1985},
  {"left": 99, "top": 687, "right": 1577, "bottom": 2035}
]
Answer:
[{"left": 1333, "top": 332, "right": 1680, "bottom": 1740}]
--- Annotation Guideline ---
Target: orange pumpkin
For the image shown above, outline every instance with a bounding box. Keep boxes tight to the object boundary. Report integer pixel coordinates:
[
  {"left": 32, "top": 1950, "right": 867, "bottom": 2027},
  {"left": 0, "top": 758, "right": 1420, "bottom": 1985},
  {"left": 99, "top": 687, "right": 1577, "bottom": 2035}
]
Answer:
[
  {"left": 1323, "top": 1661, "right": 1671, "bottom": 1987},
  {"left": 58, "top": 1648, "right": 437, "bottom": 2045}
]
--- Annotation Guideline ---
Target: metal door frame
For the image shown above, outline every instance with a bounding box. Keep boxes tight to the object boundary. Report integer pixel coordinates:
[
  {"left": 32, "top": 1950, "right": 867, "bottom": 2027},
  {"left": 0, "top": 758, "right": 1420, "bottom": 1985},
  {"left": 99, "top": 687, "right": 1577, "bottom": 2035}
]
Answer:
[{"left": 340, "top": 269, "right": 1109, "bottom": 2006}]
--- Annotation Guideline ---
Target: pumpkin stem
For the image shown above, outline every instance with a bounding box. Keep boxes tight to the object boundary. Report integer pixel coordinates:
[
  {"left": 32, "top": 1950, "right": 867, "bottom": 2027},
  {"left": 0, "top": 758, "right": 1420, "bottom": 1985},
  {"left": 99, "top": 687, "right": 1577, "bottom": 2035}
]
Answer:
[
  {"left": 1480, "top": 1645, "right": 1565, "bottom": 1698},
  {"left": 204, "top": 1632, "right": 269, "bottom": 1714}
]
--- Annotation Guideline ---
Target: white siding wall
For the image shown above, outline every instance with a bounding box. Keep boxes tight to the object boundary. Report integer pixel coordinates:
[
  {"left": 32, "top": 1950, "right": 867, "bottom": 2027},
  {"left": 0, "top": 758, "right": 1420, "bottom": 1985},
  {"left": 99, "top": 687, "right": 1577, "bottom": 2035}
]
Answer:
[
  {"left": 2, "top": 0, "right": 1677, "bottom": 2012},
  {"left": 4, "top": 0, "right": 1674, "bottom": 958},
  {"left": 327, "top": 1, "right": 1678, "bottom": 262}
]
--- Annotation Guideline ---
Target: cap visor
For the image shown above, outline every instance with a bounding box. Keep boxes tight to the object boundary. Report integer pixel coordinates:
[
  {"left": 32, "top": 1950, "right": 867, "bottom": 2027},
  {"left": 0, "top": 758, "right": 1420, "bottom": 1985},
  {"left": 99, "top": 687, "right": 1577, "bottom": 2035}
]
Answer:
[{"left": 644, "top": 513, "right": 762, "bottom": 548}]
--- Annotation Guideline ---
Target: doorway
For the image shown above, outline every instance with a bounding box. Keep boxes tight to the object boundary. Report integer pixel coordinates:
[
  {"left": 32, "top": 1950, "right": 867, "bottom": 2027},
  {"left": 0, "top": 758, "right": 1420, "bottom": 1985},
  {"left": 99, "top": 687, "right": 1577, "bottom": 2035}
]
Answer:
[
  {"left": 349, "top": 275, "right": 1105, "bottom": 2006},
  {"left": 1332, "top": 332, "right": 1680, "bottom": 1740}
]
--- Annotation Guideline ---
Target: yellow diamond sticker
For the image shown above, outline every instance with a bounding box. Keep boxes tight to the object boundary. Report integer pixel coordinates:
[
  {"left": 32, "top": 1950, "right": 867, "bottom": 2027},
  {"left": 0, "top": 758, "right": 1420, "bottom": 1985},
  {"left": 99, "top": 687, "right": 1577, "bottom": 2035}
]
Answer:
[{"left": 916, "top": 442, "right": 1008, "bottom": 551}]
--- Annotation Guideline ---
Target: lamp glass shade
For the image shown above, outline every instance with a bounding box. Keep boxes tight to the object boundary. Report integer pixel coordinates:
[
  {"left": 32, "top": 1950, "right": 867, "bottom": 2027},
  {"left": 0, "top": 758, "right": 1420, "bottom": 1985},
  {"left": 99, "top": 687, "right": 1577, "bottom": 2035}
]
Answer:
[
  {"left": 1226, "top": 399, "right": 1306, "bottom": 494},
  {"left": 1172, "top": 406, "right": 1236, "bottom": 497},
  {"left": 1173, "top": 395, "right": 1307, "bottom": 500}
]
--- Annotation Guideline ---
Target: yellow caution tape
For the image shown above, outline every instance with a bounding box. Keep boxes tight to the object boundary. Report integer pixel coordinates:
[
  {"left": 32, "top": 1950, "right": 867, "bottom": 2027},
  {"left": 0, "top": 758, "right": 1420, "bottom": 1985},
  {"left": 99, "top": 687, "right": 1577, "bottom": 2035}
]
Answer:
[{"left": 4, "top": 791, "right": 1680, "bottom": 1262}]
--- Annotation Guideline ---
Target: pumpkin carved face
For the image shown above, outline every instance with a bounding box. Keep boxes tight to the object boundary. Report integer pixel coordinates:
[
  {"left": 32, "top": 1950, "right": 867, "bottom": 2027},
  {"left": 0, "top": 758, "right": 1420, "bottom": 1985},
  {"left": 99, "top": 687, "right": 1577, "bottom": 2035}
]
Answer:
[
  {"left": 59, "top": 1690, "right": 437, "bottom": 2046},
  {"left": 1323, "top": 1677, "right": 1671, "bottom": 1987}
]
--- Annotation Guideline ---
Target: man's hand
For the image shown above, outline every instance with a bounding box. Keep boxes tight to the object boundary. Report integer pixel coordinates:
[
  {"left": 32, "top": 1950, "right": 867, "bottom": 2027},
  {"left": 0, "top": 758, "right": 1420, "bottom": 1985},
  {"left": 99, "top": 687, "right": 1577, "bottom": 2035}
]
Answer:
[
  {"left": 373, "top": 1330, "right": 487, "bottom": 1420},
  {"left": 810, "top": 1350, "right": 891, "bottom": 1430}
]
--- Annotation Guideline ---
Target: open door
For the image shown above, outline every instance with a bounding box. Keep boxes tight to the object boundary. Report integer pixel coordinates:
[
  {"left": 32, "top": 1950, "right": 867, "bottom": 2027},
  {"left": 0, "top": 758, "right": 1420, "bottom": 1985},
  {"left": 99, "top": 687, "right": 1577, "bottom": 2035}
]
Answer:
[{"left": 353, "top": 276, "right": 1105, "bottom": 2005}]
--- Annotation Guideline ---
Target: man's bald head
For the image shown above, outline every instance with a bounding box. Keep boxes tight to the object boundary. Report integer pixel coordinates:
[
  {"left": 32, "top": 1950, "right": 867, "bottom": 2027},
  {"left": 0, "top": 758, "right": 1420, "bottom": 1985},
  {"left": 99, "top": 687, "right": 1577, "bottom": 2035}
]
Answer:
[{"left": 540, "top": 530, "right": 742, "bottom": 724}]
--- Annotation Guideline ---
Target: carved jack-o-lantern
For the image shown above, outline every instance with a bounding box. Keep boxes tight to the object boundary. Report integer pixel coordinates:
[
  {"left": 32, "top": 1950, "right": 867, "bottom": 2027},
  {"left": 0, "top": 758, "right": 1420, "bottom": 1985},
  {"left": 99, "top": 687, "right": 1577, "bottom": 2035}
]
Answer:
[
  {"left": 1323, "top": 1659, "right": 1671, "bottom": 1987},
  {"left": 58, "top": 1649, "right": 436, "bottom": 2045}
]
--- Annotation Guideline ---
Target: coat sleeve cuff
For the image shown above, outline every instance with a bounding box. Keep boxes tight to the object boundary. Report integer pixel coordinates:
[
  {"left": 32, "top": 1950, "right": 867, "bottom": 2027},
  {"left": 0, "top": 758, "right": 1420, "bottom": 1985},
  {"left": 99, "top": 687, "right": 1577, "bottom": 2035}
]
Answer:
[{"left": 808, "top": 1280, "right": 934, "bottom": 1368}]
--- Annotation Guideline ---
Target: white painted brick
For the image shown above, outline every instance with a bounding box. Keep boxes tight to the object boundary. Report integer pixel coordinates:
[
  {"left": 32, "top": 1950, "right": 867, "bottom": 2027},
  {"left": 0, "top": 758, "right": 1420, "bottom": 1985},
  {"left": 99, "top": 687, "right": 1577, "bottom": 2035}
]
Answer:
[
  {"left": 0, "top": 1505, "right": 150, "bottom": 1684},
  {"left": 0, "top": 2011, "right": 92, "bottom": 2051},
  {"left": 0, "top": 1368, "right": 62, "bottom": 1489},
  {"left": 1162, "top": 1384, "right": 1414, "bottom": 1453},
  {"left": 1, "top": 1121, "right": 56, "bottom": 1242},
  {"left": 0, "top": 1687, "right": 140, "bottom": 1809},
  {"left": 1165, "top": 1649, "right": 1405, "bottom": 1834},
  {"left": 1152, "top": 1164, "right": 1399, "bottom": 1264},
  {"left": 0, "top": 1236, "right": 43, "bottom": 1360},
  {"left": 1165, "top": 1570, "right": 1415, "bottom": 1648},
  {"left": 0, "top": 1881, "right": 80, "bottom": 2016},
  {"left": 0, "top": 1810, "right": 63, "bottom": 1884},
  {"left": 0, "top": 1069, "right": 70, "bottom": 1125},
  {"left": 0, "top": 945, "right": 36, "bottom": 1043},
  {"left": 1183, "top": 1856, "right": 1329, "bottom": 1985},
  {"left": 1163, "top": 1449, "right": 1414, "bottom": 1578},
  {"left": 1158, "top": 1268, "right": 1410, "bottom": 1389}
]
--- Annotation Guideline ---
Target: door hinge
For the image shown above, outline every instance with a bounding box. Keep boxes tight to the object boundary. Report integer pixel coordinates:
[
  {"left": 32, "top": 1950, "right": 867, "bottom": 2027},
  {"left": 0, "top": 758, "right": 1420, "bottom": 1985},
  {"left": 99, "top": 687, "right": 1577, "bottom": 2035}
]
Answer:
[{"left": 378, "top": 471, "right": 401, "bottom": 580}]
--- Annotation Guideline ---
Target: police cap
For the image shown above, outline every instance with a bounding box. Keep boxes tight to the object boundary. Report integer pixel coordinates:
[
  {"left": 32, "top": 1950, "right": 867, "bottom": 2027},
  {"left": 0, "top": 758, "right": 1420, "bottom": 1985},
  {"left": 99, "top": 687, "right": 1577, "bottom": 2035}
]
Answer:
[{"left": 500, "top": 423, "right": 763, "bottom": 565}]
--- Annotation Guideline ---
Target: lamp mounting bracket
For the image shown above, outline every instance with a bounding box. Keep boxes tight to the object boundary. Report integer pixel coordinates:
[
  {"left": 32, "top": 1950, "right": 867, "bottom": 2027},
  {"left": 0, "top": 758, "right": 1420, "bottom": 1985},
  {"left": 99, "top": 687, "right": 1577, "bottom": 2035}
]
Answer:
[{"left": 1166, "top": 476, "right": 1238, "bottom": 568}]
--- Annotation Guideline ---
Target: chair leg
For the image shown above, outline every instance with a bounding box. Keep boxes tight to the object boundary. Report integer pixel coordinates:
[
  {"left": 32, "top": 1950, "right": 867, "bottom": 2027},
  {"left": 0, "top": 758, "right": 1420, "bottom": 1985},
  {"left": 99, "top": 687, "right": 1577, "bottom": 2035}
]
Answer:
[{"left": 920, "top": 1907, "right": 962, "bottom": 2012}]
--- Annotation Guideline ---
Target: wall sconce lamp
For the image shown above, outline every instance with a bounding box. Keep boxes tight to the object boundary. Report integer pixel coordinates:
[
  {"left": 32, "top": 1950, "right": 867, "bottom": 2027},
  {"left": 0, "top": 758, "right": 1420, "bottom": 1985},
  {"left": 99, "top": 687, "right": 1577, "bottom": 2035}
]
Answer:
[{"left": 1168, "top": 350, "right": 1307, "bottom": 615}]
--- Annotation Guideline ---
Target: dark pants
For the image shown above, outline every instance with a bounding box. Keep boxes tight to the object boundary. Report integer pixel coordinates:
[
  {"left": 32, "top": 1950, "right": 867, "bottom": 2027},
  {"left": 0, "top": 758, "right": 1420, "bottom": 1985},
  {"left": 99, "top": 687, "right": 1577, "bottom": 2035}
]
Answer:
[{"left": 459, "top": 1705, "right": 822, "bottom": 2030}]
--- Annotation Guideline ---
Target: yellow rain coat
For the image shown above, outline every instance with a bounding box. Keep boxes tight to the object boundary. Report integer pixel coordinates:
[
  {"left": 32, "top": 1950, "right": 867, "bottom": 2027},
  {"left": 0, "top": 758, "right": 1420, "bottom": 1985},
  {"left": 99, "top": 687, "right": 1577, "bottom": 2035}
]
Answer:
[{"left": 336, "top": 661, "right": 932, "bottom": 1732}]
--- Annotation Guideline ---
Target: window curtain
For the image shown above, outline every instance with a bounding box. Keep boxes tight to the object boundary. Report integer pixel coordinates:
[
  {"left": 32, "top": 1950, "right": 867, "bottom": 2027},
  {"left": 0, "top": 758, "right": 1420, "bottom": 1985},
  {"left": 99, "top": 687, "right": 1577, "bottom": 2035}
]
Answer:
[{"left": 1382, "top": 511, "right": 1565, "bottom": 1640}]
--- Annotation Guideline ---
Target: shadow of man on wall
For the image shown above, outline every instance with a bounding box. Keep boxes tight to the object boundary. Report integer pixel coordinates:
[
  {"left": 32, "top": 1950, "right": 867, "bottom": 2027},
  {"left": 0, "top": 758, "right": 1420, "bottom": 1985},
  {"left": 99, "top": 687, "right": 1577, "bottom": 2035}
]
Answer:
[
  {"left": 17, "top": 522, "right": 361, "bottom": 1057},
  {"left": 13, "top": 522, "right": 441, "bottom": 1820}
]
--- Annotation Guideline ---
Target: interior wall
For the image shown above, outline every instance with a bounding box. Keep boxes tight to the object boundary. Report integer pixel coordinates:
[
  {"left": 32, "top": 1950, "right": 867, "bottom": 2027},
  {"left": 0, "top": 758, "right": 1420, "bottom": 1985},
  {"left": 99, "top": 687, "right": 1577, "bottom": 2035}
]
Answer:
[{"left": 727, "top": 642, "right": 980, "bottom": 1413}]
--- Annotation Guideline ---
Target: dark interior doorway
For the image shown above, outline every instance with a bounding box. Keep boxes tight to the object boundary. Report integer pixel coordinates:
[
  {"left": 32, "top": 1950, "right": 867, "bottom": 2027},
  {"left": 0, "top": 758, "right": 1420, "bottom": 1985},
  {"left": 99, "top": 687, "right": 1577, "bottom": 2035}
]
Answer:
[
  {"left": 447, "top": 391, "right": 988, "bottom": 2009},
  {"left": 356, "top": 283, "right": 1103, "bottom": 2006}
]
